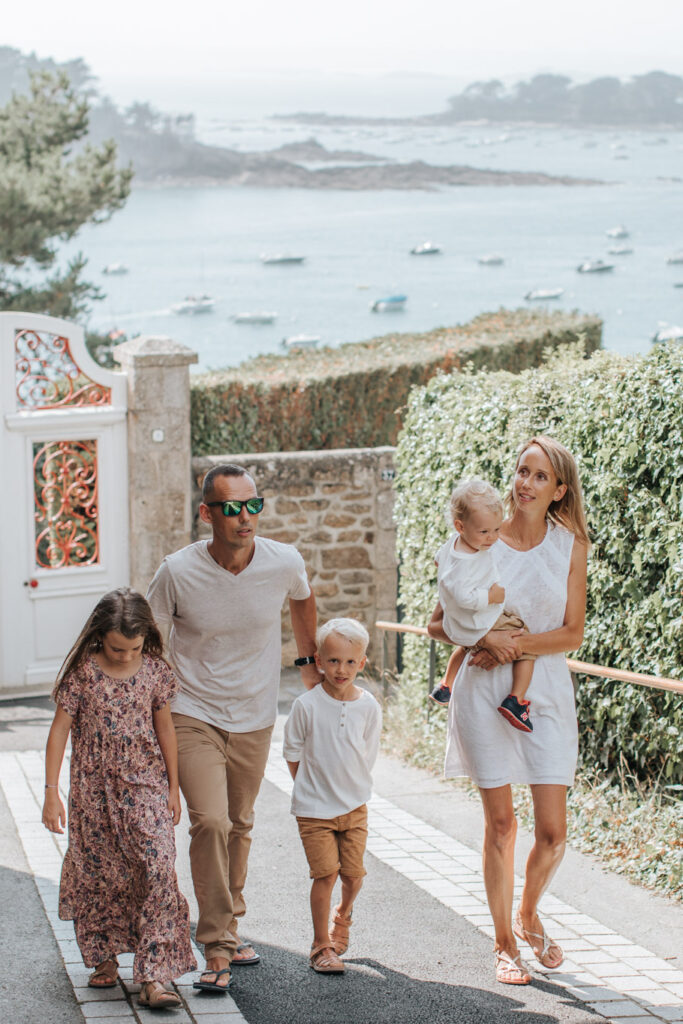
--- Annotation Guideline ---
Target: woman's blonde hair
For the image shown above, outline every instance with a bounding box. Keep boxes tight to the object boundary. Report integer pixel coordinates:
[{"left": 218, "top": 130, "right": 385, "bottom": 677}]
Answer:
[{"left": 506, "top": 435, "right": 590, "bottom": 544}]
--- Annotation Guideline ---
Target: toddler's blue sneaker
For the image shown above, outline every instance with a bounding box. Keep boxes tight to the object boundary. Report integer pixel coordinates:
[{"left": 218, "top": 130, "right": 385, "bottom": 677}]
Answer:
[
  {"left": 498, "top": 695, "right": 533, "bottom": 732},
  {"left": 428, "top": 684, "right": 452, "bottom": 706}
]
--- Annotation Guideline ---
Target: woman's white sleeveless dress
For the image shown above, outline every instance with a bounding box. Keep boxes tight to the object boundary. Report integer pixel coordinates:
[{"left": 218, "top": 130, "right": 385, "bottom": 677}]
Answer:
[{"left": 444, "top": 523, "right": 578, "bottom": 788}]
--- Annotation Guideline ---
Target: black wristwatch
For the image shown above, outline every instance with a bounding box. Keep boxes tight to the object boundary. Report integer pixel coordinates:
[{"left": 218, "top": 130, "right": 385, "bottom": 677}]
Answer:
[{"left": 294, "top": 655, "right": 316, "bottom": 667}]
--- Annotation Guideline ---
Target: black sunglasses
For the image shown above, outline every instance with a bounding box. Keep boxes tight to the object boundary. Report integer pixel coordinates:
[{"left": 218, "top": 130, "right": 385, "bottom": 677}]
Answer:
[{"left": 204, "top": 497, "right": 265, "bottom": 516}]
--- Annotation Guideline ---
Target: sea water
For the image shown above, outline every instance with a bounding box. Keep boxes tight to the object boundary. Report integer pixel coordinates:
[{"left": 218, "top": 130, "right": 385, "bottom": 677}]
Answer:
[{"left": 65, "top": 122, "right": 683, "bottom": 372}]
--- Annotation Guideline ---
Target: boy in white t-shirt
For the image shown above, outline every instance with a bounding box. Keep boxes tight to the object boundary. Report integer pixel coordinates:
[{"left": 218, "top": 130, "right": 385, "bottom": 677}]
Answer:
[
  {"left": 283, "top": 618, "right": 382, "bottom": 975},
  {"left": 429, "top": 479, "right": 536, "bottom": 732}
]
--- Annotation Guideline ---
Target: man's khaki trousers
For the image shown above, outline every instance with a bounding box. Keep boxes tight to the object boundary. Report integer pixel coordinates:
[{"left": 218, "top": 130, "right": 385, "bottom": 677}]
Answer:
[{"left": 173, "top": 713, "right": 273, "bottom": 961}]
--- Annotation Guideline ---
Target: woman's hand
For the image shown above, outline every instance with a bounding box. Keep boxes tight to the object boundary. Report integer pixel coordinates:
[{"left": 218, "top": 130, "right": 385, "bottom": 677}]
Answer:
[
  {"left": 168, "top": 785, "right": 182, "bottom": 826},
  {"left": 473, "top": 629, "right": 523, "bottom": 668},
  {"left": 42, "top": 790, "right": 67, "bottom": 834}
]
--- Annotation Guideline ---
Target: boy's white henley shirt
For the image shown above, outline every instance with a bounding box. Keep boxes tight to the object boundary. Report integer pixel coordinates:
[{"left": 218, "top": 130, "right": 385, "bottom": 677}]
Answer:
[{"left": 283, "top": 684, "right": 382, "bottom": 819}]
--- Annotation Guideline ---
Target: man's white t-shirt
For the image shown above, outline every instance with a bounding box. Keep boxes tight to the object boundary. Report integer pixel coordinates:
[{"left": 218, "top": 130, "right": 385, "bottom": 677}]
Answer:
[
  {"left": 147, "top": 537, "right": 310, "bottom": 733},
  {"left": 283, "top": 684, "right": 382, "bottom": 819},
  {"left": 436, "top": 534, "right": 503, "bottom": 647}
]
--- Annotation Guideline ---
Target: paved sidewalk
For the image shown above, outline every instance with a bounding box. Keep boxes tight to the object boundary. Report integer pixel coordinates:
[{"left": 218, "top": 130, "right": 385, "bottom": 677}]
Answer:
[{"left": 1, "top": 680, "right": 681, "bottom": 1024}]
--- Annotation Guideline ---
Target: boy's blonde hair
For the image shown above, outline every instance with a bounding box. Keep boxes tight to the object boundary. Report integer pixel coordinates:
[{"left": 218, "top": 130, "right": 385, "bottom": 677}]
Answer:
[
  {"left": 317, "top": 617, "right": 370, "bottom": 653},
  {"left": 505, "top": 435, "right": 590, "bottom": 545},
  {"left": 449, "top": 478, "right": 503, "bottom": 525}
]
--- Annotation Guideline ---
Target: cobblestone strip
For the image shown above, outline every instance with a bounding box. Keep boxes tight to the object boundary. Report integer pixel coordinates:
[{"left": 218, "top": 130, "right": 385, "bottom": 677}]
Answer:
[
  {"left": 265, "top": 740, "right": 683, "bottom": 1024},
  {"left": 0, "top": 751, "right": 248, "bottom": 1024}
]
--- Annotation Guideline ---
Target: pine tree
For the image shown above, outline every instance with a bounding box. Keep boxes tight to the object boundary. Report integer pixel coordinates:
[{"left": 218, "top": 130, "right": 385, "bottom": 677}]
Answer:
[{"left": 0, "top": 69, "right": 132, "bottom": 319}]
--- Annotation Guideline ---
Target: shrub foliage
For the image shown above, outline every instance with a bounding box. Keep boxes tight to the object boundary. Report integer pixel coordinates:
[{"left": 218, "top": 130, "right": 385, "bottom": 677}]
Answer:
[
  {"left": 191, "top": 309, "right": 601, "bottom": 455},
  {"left": 394, "top": 341, "right": 683, "bottom": 784}
]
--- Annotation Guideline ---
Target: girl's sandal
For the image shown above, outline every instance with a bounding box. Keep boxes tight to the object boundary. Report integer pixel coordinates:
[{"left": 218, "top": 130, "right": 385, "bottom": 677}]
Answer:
[
  {"left": 310, "top": 944, "right": 345, "bottom": 974},
  {"left": 139, "top": 981, "right": 182, "bottom": 1009},
  {"left": 329, "top": 905, "right": 353, "bottom": 955},
  {"left": 513, "top": 911, "right": 564, "bottom": 969},
  {"left": 88, "top": 959, "right": 119, "bottom": 988},
  {"left": 495, "top": 950, "right": 531, "bottom": 985}
]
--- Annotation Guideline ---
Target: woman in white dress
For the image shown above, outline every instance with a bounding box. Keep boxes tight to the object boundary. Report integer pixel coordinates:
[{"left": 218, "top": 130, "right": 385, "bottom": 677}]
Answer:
[{"left": 429, "top": 436, "right": 589, "bottom": 986}]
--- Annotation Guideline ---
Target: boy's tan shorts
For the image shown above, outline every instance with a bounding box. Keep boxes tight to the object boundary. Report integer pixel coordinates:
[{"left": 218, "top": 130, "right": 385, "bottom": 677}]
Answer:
[{"left": 296, "top": 804, "right": 368, "bottom": 879}]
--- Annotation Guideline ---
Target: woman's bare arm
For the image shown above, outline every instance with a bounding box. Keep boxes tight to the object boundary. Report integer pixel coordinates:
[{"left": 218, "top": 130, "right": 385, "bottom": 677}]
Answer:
[{"left": 427, "top": 601, "right": 453, "bottom": 644}]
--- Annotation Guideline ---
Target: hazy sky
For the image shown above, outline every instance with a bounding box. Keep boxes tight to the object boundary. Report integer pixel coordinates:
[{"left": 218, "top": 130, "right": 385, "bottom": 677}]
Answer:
[{"left": 5, "top": 0, "right": 683, "bottom": 113}]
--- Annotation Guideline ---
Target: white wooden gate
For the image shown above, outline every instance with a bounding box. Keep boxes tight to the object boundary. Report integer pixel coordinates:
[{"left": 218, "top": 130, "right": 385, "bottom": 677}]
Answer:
[{"left": 0, "top": 313, "right": 129, "bottom": 698}]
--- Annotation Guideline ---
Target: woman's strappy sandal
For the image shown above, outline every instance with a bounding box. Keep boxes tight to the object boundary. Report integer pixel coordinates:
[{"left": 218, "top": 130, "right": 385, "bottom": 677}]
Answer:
[
  {"left": 88, "top": 959, "right": 119, "bottom": 988},
  {"left": 138, "top": 981, "right": 182, "bottom": 1008},
  {"left": 495, "top": 950, "right": 531, "bottom": 985},
  {"left": 329, "top": 905, "right": 353, "bottom": 955},
  {"left": 310, "top": 943, "right": 345, "bottom": 974},
  {"left": 513, "top": 910, "right": 564, "bottom": 968}
]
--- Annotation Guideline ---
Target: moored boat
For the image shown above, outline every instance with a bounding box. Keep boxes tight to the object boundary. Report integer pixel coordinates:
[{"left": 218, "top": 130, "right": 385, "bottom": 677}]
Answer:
[
  {"left": 605, "top": 225, "right": 629, "bottom": 239},
  {"left": 608, "top": 244, "right": 633, "bottom": 255},
  {"left": 577, "top": 259, "right": 614, "bottom": 274},
  {"left": 171, "top": 294, "right": 215, "bottom": 315},
  {"left": 232, "top": 312, "right": 277, "bottom": 324},
  {"left": 477, "top": 254, "right": 504, "bottom": 265},
  {"left": 666, "top": 253, "right": 683, "bottom": 265},
  {"left": 371, "top": 294, "right": 407, "bottom": 312},
  {"left": 103, "top": 262, "right": 129, "bottom": 275},
  {"left": 282, "top": 334, "right": 321, "bottom": 349},
  {"left": 410, "top": 242, "right": 442, "bottom": 255},
  {"left": 261, "top": 253, "right": 306, "bottom": 265},
  {"left": 652, "top": 324, "right": 683, "bottom": 344},
  {"left": 524, "top": 288, "right": 564, "bottom": 301}
]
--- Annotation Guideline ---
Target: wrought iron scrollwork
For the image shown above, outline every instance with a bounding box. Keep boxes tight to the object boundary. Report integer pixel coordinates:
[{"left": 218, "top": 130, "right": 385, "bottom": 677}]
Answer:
[
  {"left": 15, "top": 329, "right": 111, "bottom": 409},
  {"left": 33, "top": 440, "right": 100, "bottom": 568}
]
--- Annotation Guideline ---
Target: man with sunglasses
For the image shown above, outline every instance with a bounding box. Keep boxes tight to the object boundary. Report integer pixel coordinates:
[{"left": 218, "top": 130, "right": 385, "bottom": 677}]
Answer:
[{"left": 147, "top": 463, "right": 319, "bottom": 992}]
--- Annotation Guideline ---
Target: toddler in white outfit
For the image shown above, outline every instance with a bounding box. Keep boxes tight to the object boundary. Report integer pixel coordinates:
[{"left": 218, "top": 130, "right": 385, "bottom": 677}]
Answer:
[{"left": 429, "top": 479, "right": 536, "bottom": 732}]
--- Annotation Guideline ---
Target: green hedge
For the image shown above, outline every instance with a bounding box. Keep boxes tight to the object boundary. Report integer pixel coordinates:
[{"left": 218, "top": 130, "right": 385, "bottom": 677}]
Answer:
[
  {"left": 191, "top": 309, "right": 602, "bottom": 455},
  {"left": 394, "top": 341, "right": 683, "bottom": 785}
]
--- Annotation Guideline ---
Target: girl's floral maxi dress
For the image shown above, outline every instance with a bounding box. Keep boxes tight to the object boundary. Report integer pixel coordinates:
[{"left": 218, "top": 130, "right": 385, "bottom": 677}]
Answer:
[{"left": 57, "top": 655, "right": 196, "bottom": 983}]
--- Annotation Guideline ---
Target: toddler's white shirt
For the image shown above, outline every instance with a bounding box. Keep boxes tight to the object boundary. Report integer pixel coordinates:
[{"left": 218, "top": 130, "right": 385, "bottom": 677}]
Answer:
[
  {"left": 436, "top": 534, "right": 504, "bottom": 647},
  {"left": 283, "top": 684, "right": 382, "bottom": 818}
]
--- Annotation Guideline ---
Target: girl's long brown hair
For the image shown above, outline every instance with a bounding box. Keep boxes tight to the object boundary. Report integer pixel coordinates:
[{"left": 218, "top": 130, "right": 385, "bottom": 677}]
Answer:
[
  {"left": 505, "top": 435, "right": 590, "bottom": 545},
  {"left": 52, "top": 588, "right": 165, "bottom": 701}
]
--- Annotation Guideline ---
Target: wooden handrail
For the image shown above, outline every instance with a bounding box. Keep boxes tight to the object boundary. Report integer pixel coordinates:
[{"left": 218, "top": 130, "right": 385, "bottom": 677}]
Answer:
[{"left": 375, "top": 620, "right": 683, "bottom": 696}]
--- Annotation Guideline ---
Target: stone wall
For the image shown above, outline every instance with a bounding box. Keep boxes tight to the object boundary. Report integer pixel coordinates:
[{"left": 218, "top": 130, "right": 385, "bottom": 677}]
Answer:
[{"left": 191, "top": 448, "right": 397, "bottom": 665}]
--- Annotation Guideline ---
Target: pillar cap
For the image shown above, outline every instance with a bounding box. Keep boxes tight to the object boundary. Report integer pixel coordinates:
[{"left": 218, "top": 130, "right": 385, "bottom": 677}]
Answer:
[{"left": 113, "top": 335, "right": 199, "bottom": 368}]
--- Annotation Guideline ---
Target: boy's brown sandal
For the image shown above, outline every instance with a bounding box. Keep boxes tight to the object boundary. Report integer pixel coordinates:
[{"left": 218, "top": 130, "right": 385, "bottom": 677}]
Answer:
[
  {"left": 309, "top": 944, "right": 345, "bottom": 974},
  {"left": 329, "top": 906, "right": 353, "bottom": 955}
]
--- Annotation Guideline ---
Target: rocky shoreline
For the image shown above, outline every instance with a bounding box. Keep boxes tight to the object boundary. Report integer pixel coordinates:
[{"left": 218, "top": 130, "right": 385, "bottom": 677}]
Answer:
[{"left": 127, "top": 136, "right": 602, "bottom": 190}]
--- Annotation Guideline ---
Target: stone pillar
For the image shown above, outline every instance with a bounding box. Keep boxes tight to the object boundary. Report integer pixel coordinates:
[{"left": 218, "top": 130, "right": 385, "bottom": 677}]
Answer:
[{"left": 114, "top": 336, "right": 198, "bottom": 595}]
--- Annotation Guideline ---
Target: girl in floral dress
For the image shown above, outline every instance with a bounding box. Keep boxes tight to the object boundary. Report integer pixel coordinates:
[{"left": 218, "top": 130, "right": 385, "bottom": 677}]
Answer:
[{"left": 42, "top": 589, "right": 196, "bottom": 1010}]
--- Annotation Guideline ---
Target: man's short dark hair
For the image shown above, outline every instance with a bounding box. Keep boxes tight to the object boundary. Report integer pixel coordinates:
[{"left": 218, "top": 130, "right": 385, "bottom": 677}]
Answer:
[{"left": 202, "top": 464, "right": 256, "bottom": 502}]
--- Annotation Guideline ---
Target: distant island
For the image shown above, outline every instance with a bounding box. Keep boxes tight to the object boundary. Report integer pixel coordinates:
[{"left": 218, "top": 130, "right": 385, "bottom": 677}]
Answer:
[{"left": 276, "top": 71, "right": 683, "bottom": 129}]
